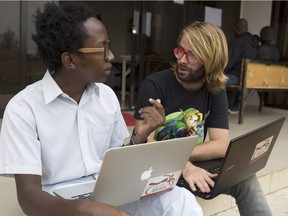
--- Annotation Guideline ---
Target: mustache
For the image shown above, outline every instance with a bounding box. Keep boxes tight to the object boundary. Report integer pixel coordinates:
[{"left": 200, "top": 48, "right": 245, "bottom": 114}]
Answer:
[{"left": 177, "top": 63, "right": 190, "bottom": 70}]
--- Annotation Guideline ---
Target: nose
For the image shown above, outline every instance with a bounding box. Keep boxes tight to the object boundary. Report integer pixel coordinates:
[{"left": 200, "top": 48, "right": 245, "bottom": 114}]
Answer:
[{"left": 107, "top": 50, "right": 114, "bottom": 62}]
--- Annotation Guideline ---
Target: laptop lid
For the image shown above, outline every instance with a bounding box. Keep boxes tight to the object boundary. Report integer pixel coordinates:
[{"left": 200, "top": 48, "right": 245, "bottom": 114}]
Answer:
[
  {"left": 177, "top": 117, "right": 285, "bottom": 199},
  {"left": 54, "top": 136, "right": 198, "bottom": 206},
  {"left": 198, "top": 117, "right": 285, "bottom": 199}
]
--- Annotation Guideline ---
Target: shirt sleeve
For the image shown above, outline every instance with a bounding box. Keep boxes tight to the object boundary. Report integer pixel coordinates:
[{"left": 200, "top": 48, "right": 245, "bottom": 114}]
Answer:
[
  {"left": 0, "top": 98, "right": 42, "bottom": 176},
  {"left": 109, "top": 90, "right": 130, "bottom": 148},
  {"left": 205, "top": 90, "right": 229, "bottom": 130}
]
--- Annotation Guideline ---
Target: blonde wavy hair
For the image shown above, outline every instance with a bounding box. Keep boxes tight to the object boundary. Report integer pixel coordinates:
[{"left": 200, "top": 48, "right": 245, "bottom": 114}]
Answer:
[{"left": 173, "top": 21, "right": 228, "bottom": 93}]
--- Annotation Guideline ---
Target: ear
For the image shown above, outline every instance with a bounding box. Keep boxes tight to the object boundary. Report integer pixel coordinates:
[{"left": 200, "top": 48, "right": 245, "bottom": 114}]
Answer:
[{"left": 61, "top": 52, "right": 77, "bottom": 69}]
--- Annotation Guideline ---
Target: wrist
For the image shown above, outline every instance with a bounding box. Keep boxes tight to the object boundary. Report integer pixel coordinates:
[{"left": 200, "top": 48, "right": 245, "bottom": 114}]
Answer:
[{"left": 129, "top": 129, "right": 147, "bottom": 145}]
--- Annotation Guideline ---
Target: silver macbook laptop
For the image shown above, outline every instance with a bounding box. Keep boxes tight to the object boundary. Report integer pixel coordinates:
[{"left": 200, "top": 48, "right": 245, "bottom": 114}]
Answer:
[
  {"left": 54, "top": 136, "right": 198, "bottom": 206},
  {"left": 177, "top": 117, "right": 285, "bottom": 199}
]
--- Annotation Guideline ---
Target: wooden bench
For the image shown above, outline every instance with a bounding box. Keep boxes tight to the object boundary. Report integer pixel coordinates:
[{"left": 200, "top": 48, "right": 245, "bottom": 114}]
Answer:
[{"left": 227, "top": 58, "right": 288, "bottom": 124}]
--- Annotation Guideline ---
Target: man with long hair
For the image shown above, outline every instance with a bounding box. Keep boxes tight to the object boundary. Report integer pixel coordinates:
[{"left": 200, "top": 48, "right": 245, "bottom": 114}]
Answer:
[{"left": 133, "top": 21, "right": 272, "bottom": 215}]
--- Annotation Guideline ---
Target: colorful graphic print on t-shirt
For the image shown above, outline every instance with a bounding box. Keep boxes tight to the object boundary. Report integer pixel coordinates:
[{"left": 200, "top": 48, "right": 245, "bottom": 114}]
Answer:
[{"left": 155, "top": 108, "right": 209, "bottom": 144}]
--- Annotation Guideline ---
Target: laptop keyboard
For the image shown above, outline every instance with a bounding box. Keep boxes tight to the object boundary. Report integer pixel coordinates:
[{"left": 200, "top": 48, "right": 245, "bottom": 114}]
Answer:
[
  {"left": 206, "top": 166, "right": 221, "bottom": 174},
  {"left": 71, "top": 192, "right": 92, "bottom": 200}
]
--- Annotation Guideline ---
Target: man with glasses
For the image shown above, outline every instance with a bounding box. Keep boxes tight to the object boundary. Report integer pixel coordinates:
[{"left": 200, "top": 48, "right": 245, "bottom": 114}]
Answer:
[
  {"left": 0, "top": 3, "right": 203, "bottom": 216},
  {"left": 78, "top": 40, "right": 111, "bottom": 58},
  {"left": 133, "top": 21, "right": 272, "bottom": 215}
]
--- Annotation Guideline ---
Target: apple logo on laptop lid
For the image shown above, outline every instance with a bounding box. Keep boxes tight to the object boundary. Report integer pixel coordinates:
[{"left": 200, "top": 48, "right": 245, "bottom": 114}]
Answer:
[{"left": 141, "top": 167, "right": 153, "bottom": 180}]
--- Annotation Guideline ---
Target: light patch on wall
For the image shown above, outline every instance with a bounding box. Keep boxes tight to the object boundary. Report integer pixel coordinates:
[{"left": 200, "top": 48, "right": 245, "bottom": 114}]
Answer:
[{"left": 173, "top": 0, "right": 184, "bottom": 5}]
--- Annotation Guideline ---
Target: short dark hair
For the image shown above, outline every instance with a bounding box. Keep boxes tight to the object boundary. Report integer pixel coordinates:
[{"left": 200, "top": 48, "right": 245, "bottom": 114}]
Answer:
[
  {"left": 32, "top": 2, "right": 96, "bottom": 72},
  {"left": 260, "top": 26, "right": 276, "bottom": 43}
]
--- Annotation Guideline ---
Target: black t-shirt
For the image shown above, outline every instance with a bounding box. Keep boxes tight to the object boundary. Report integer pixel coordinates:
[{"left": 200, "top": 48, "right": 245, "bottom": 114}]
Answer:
[{"left": 134, "top": 69, "right": 229, "bottom": 143}]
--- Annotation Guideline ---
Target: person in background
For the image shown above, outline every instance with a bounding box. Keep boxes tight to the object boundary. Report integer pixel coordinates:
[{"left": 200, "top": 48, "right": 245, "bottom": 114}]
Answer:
[
  {"left": 224, "top": 18, "right": 258, "bottom": 112},
  {"left": 133, "top": 21, "right": 273, "bottom": 216},
  {"left": 0, "top": 2, "right": 203, "bottom": 216},
  {"left": 257, "top": 26, "right": 280, "bottom": 61},
  {"left": 253, "top": 34, "right": 261, "bottom": 47}
]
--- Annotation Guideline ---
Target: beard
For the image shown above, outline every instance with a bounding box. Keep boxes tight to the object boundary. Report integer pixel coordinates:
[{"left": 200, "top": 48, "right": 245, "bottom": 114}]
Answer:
[{"left": 175, "top": 63, "right": 205, "bottom": 84}]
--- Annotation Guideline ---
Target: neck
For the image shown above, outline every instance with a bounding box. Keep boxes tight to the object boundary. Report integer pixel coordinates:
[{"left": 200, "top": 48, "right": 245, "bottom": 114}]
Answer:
[{"left": 52, "top": 71, "right": 86, "bottom": 104}]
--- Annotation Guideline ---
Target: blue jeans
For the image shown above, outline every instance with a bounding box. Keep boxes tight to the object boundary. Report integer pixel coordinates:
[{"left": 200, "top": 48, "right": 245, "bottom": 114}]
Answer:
[
  {"left": 225, "top": 174, "right": 272, "bottom": 216},
  {"left": 226, "top": 74, "right": 241, "bottom": 108}
]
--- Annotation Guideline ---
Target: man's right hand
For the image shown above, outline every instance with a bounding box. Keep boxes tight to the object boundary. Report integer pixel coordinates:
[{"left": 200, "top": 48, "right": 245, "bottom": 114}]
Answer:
[
  {"left": 182, "top": 161, "right": 218, "bottom": 193},
  {"left": 133, "top": 98, "right": 165, "bottom": 144}
]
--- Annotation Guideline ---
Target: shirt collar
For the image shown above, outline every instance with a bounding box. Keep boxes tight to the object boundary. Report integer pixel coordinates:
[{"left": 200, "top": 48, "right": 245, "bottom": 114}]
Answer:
[
  {"left": 42, "top": 71, "right": 63, "bottom": 104},
  {"left": 86, "top": 82, "right": 100, "bottom": 97},
  {"left": 42, "top": 71, "right": 100, "bottom": 104}
]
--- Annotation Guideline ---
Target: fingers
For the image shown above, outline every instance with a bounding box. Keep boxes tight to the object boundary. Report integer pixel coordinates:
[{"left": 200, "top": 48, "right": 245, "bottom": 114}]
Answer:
[
  {"left": 138, "top": 98, "right": 165, "bottom": 127},
  {"left": 194, "top": 173, "right": 216, "bottom": 193},
  {"left": 188, "top": 177, "right": 211, "bottom": 193},
  {"left": 185, "top": 168, "right": 217, "bottom": 193},
  {"left": 148, "top": 98, "right": 165, "bottom": 117},
  {"left": 149, "top": 98, "right": 161, "bottom": 105},
  {"left": 135, "top": 99, "right": 165, "bottom": 142},
  {"left": 139, "top": 109, "right": 164, "bottom": 128}
]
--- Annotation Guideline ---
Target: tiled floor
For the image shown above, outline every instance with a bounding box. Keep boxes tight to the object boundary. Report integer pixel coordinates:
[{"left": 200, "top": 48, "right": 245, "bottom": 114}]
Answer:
[{"left": 0, "top": 104, "right": 287, "bottom": 215}]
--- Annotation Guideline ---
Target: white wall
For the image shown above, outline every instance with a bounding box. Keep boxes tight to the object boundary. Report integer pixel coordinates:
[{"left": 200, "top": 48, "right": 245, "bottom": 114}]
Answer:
[{"left": 240, "top": 1, "right": 272, "bottom": 36}]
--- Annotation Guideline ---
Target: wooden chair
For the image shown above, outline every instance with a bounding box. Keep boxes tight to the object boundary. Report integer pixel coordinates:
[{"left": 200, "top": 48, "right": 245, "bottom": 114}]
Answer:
[{"left": 227, "top": 59, "right": 288, "bottom": 124}]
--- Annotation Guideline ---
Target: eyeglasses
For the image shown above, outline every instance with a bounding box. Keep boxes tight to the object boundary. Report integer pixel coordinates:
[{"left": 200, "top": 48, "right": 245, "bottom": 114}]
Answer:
[
  {"left": 78, "top": 40, "right": 111, "bottom": 61},
  {"left": 173, "top": 47, "right": 198, "bottom": 65}
]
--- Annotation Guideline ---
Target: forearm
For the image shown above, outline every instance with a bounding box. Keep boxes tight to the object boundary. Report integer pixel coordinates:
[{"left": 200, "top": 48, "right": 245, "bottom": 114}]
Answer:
[
  {"left": 190, "top": 127, "right": 229, "bottom": 161},
  {"left": 16, "top": 185, "right": 83, "bottom": 216},
  {"left": 15, "top": 174, "right": 126, "bottom": 216},
  {"left": 17, "top": 188, "right": 125, "bottom": 216},
  {"left": 190, "top": 139, "right": 227, "bottom": 161}
]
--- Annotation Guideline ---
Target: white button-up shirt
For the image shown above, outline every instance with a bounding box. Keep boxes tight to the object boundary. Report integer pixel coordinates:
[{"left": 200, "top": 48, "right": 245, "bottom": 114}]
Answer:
[{"left": 0, "top": 71, "right": 130, "bottom": 191}]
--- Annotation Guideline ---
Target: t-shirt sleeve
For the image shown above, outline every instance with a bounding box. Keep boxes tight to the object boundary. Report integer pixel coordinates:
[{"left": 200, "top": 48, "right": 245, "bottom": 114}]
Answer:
[
  {"left": 205, "top": 90, "right": 229, "bottom": 130},
  {"left": 134, "top": 76, "right": 163, "bottom": 120}
]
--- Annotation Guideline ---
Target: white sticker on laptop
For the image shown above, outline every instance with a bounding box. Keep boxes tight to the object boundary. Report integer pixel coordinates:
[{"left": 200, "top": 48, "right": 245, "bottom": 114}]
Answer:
[
  {"left": 250, "top": 136, "right": 273, "bottom": 162},
  {"left": 141, "top": 170, "right": 181, "bottom": 199}
]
